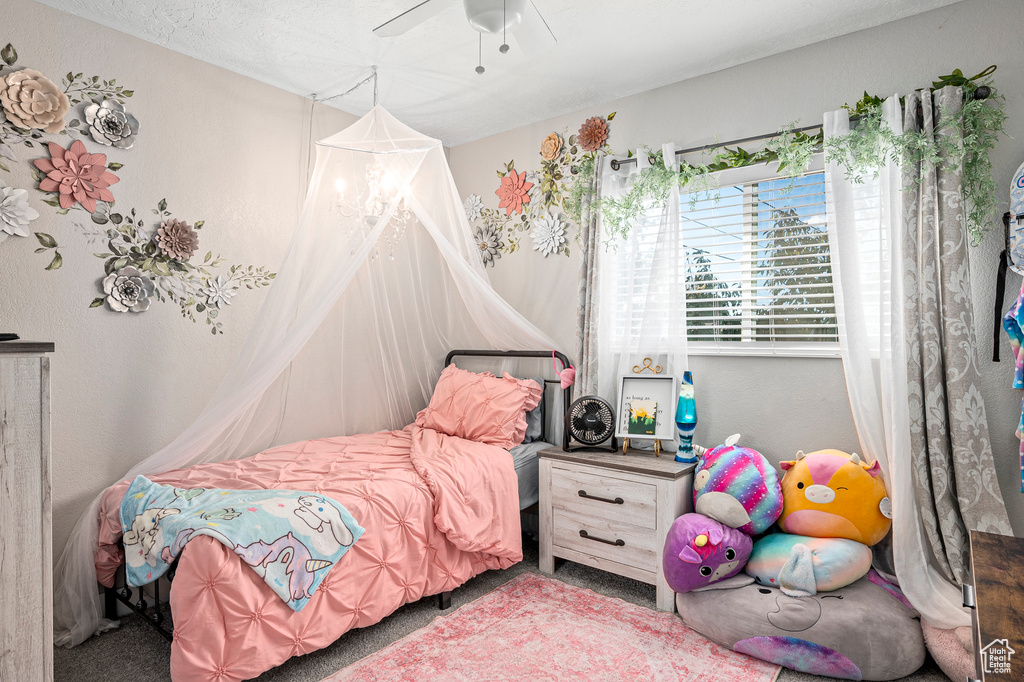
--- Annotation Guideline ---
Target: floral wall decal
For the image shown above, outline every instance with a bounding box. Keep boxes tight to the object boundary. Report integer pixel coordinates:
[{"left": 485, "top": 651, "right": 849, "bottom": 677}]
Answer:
[
  {"left": 540, "top": 132, "right": 562, "bottom": 161},
  {"left": 0, "top": 43, "right": 273, "bottom": 333},
  {"left": 531, "top": 212, "right": 567, "bottom": 257},
  {"left": 464, "top": 111, "right": 616, "bottom": 266},
  {"left": 474, "top": 223, "right": 503, "bottom": 267},
  {"left": 154, "top": 217, "right": 198, "bottom": 260},
  {"left": 495, "top": 167, "right": 532, "bottom": 216},
  {"left": 1, "top": 68, "right": 71, "bottom": 134},
  {"left": 463, "top": 193, "right": 483, "bottom": 222},
  {"left": 577, "top": 116, "right": 609, "bottom": 152},
  {"left": 79, "top": 198, "right": 275, "bottom": 334},
  {"left": 103, "top": 265, "right": 154, "bottom": 313},
  {"left": 0, "top": 177, "right": 39, "bottom": 242},
  {"left": 34, "top": 140, "right": 119, "bottom": 212},
  {"left": 84, "top": 99, "right": 139, "bottom": 149}
]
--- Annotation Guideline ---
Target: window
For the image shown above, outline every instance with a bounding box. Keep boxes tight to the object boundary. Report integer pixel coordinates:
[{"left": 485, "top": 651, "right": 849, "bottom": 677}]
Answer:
[{"left": 609, "top": 167, "right": 839, "bottom": 357}]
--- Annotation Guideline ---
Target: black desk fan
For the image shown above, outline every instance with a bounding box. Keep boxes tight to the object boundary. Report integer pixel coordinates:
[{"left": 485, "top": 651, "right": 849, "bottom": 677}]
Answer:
[{"left": 564, "top": 395, "right": 617, "bottom": 452}]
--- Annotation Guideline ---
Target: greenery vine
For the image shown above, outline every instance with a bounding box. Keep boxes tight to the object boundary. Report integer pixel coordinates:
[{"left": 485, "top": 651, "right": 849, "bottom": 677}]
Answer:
[
  {"left": 826, "top": 66, "right": 1004, "bottom": 244},
  {"left": 590, "top": 66, "right": 1005, "bottom": 245}
]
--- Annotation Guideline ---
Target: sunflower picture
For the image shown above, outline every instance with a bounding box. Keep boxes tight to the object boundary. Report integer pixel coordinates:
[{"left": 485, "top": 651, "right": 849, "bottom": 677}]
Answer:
[{"left": 628, "top": 399, "right": 658, "bottom": 436}]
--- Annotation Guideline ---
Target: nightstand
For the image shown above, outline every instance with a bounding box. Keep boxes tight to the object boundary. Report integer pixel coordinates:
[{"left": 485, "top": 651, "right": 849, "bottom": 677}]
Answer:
[{"left": 538, "top": 446, "right": 695, "bottom": 611}]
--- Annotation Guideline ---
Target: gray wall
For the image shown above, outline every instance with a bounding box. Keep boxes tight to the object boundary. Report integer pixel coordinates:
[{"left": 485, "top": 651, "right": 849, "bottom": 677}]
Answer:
[
  {"left": 0, "top": 0, "right": 357, "bottom": 554},
  {"left": 448, "top": 0, "right": 1024, "bottom": 532}
]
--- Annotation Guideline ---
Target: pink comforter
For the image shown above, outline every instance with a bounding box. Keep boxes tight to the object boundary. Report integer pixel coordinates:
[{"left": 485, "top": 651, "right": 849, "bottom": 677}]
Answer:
[{"left": 96, "top": 425, "right": 523, "bottom": 681}]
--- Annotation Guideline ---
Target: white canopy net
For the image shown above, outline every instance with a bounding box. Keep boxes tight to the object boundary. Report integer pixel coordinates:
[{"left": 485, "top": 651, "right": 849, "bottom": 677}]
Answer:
[{"left": 54, "top": 106, "right": 556, "bottom": 646}]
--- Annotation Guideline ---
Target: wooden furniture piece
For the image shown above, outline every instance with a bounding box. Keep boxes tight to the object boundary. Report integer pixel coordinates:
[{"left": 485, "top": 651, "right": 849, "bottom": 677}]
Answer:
[
  {"left": 538, "top": 446, "right": 695, "bottom": 612},
  {"left": 965, "top": 530, "right": 1024, "bottom": 681},
  {"left": 0, "top": 341, "right": 54, "bottom": 682}
]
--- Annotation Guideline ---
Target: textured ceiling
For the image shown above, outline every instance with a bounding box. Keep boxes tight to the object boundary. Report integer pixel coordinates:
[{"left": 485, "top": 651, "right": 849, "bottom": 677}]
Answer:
[{"left": 37, "top": 0, "right": 961, "bottom": 146}]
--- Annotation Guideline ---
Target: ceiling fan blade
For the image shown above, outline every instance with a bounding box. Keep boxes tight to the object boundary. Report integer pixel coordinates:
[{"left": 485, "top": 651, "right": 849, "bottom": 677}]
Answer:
[
  {"left": 373, "top": 0, "right": 454, "bottom": 37},
  {"left": 511, "top": 0, "right": 556, "bottom": 55}
]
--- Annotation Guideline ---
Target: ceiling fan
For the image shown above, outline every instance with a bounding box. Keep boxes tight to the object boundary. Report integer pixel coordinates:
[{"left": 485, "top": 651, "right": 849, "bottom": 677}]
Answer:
[{"left": 373, "top": 0, "right": 557, "bottom": 61}]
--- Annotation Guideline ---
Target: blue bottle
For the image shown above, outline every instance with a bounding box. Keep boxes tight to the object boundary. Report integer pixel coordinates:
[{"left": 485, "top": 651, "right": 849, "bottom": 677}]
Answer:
[{"left": 675, "top": 371, "right": 698, "bottom": 463}]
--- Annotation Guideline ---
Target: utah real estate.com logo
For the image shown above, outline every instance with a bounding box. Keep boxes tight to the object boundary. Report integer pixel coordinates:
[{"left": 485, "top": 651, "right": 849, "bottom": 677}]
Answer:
[{"left": 981, "top": 639, "right": 1015, "bottom": 675}]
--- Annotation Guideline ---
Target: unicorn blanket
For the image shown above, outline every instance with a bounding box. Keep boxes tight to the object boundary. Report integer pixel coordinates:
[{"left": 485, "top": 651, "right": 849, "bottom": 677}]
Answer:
[{"left": 119, "top": 475, "right": 364, "bottom": 611}]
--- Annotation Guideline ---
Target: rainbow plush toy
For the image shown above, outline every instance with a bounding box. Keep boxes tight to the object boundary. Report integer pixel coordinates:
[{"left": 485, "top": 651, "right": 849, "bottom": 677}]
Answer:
[
  {"left": 692, "top": 435, "right": 783, "bottom": 536},
  {"left": 663, "top": 513, "right": 753, "bottom": 593},
  {"left": 778, "top": 449, "right": 891, "bottom": 546},
  {"left": 745, "top": 533, "right": 873, "bottom": 595}
]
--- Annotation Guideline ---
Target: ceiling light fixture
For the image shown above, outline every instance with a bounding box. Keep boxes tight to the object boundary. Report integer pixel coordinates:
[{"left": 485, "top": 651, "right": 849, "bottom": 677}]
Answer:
[
  {"left": 499, "top": 1, "right": 510, "bottom": 54},
  {"left": 476, "top": 33, "right": 485, "bottom": 74}
]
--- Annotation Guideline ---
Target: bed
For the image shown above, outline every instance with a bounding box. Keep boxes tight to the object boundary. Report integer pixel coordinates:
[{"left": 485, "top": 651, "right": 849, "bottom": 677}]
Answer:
[{"left": 93, "top": 350, "right": 569, "bottom": 682}]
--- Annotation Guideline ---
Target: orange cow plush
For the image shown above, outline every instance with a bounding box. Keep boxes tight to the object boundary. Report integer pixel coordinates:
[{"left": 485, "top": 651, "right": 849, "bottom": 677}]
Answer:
[{"left": 778, "top": 449, "right": 891, "bottom": 546}]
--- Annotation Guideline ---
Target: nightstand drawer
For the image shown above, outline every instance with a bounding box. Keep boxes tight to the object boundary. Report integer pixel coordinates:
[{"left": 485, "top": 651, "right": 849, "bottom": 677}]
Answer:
[
  {"left": 552, "top": 508, "right": 658, "bottom": 570},
  {"left": 550, "top": 465, "right": 657, "bottom": 529}
]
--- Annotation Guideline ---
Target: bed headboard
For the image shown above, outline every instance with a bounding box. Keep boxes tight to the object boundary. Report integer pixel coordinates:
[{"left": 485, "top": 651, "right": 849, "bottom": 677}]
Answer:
[{"left": 444, "top": 349, "right": 573, "bottom": 449}]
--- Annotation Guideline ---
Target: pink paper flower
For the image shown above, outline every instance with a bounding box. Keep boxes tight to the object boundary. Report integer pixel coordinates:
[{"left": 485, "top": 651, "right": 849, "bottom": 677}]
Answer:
[
  {"left": 495, "top": 169, "right": 533, "bottom": 216},
  {"left": 33, "top": 140, "right": 119, "bottom": 213}
]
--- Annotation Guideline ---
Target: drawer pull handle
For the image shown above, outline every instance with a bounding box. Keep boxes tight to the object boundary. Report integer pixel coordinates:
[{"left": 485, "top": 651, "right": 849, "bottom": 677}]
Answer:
[
  {"left": 578, "top": 490, "right": 624, "bottom": 505},
  {"left": 579, "top": 530, "right": 625, "bottom": 547}
]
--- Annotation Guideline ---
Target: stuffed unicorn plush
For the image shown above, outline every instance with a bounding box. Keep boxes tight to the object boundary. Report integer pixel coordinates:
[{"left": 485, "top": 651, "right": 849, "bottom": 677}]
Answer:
[
  {"left": 663, "top": 513, "right": 753, "bottom": 593},
  {"left": 692, "top": 435, "right": 783, "bottom": 536},
  {"left": 778, "top": 449, "right": 891, "bottom": 546}
]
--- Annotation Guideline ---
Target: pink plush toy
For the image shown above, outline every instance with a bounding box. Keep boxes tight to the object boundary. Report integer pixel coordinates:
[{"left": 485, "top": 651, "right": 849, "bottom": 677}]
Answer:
[{"left": 663, "top": 513, "right": 753, "bottom": 593}]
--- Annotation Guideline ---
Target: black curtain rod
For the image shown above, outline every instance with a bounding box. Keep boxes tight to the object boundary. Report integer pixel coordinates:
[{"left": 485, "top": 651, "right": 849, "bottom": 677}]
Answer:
[
  {"left": 608, "top": 86, "right": 992, "bottom": 171},
  {"left": 609, "top": 123, "right": 823, "bottom": 171}
]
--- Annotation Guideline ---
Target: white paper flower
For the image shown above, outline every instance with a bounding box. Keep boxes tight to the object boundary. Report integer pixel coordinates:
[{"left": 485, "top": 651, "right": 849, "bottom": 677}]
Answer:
[
  {"left": 103, "top": 266, "right": 155, "bottom": 313},
  {"left": 0, "top": 179, "right": 40, "bottom": 243},
  {"left": 203, "top": 275, "right": 236, "bottom": 308},
  {"left": 84, "top": 99, "right": 140, "bottom": 149},
  {"left": 463, "top": 194, "right": 484, "bottom": 222},
  {"left": 531, "top": 212, "right": 567, "bottom": 257},
  {"left": 474, "top": 224, "right": 503, "bottom": 267}
]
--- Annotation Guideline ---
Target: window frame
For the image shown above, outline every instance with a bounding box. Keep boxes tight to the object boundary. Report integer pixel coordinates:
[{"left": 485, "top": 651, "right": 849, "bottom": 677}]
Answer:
[{"left": 669, "top": 155, "right": 840, "bottom": 358}]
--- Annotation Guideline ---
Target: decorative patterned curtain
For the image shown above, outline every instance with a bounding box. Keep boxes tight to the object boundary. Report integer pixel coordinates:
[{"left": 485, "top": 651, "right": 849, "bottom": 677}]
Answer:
[
  {"left": 826, "top": 87, "right": 1011, "bottom": 630},
  {"left": 575, "top": 160, "right": 602, "bottom": 397},
  {"left": 900, "top": 86, "right": 1012, "bottom": 585}
]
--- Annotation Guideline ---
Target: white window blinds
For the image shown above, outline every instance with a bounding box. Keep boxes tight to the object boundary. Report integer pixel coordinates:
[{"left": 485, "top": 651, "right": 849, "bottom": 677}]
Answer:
[{"left": 610, "top": 167, "right": 839, "bottom": 357}]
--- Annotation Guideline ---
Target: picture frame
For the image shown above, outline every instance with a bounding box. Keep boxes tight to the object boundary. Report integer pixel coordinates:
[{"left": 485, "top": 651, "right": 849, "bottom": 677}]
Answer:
[{"left": 615, "top": 373, "right": 677, "bottom": 443}]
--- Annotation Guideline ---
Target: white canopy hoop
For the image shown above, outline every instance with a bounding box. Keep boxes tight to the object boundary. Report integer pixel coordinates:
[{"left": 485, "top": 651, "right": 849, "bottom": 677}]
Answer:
[{"left": 54, "top": 106, "right": 556, "bottom": 646}]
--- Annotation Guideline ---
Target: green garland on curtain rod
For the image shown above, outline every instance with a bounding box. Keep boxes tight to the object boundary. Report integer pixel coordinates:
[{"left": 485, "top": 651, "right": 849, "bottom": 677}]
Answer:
[{"left": 577, "top": 66, "right": 1005, "bottom": 245}]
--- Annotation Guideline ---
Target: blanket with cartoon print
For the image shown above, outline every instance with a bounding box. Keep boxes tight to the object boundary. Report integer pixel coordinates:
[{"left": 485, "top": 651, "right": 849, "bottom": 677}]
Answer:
[{"left": 119, "top": 475, "right": 364, "bottom": 611}]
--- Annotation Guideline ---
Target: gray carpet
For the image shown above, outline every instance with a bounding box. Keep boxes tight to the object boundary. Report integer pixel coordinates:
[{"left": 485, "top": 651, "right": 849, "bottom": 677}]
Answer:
[{"left": 55, "top": 540, "right": 951, "bottom": 682}]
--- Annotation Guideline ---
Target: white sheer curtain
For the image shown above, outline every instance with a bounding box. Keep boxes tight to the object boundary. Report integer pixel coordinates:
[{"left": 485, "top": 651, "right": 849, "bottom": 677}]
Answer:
[
  {"left": 597, "top": 144, "right": 689, "bottom": 443},
  {"left": 54, "top": 106, "right": 557, "bottom": 647},
  {"left": 825, "top": 97, "right": 971, "bottom": 628}
]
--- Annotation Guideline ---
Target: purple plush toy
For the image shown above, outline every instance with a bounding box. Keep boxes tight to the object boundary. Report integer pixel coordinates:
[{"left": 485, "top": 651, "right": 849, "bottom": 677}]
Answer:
[{"left": 663, "top": 513, "right": 753, "bottom": 593}]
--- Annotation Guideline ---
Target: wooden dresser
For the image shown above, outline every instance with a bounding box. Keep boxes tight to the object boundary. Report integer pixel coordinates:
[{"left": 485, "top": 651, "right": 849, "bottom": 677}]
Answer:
[
  {"left": 0, "top": 342, "right": 54, "bottom": 682},
  {"left": 538, "top": 447, "right": 695, "bottom": 611},
  {"left": 966, "top": 530, "right": 1024, "bottom": 681}
]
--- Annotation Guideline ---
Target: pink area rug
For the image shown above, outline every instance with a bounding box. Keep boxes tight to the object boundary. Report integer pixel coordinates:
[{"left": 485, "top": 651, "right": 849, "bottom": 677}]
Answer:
[{"left": 323, "top": 573, "right": 781, "bottom": 681}]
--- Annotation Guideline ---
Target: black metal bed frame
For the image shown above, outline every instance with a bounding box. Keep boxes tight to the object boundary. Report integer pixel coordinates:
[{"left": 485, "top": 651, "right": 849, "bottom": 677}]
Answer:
[{"left": 105, "top": 348, "right": 572, "bottom": 642}]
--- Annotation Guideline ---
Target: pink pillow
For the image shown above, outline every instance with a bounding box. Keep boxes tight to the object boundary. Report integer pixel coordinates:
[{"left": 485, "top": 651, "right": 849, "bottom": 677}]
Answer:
[{"left": 415, "top": 364, "right": 543, "bottom": 449}]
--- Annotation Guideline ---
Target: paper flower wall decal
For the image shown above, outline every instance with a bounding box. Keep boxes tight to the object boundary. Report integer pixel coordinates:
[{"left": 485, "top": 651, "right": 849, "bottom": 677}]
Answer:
[
  {"left": 0, "top": 68, "right": 70, "bottom": 133},
  {"left": 463, "top": 193, "right": 484, "bottom": 222},
  {"left": 155, "top": 217, "right": 199, "bottom": 260},
  {"left": 203, "top": 275, "right": 236, "bottom": 308},
  {"left": 33, "top": 140, "right": 119, "bottom": 212},
  {"left": 84, "top": 99, "right": 140, "bottom": 149},
  {"left": 0, "top": 178, "right": 39, "bottom": 243},
  {"left": 540, "top": 132, "right": 563, "bottom": 161},
  {"left": 474, "top": 223, "right": 503, "bottom": 267},
  {"left": 103, "top": 265, "right": 155, "bottom": 313},
  {"left": 577, "top": 116, "right": 609, "bottom": 152},
  {"left": 495, "top": 169, "right": 532, "bottom": 216},
  {"left": 531, "top": 212, "right": 567, "bottom": 257}
]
